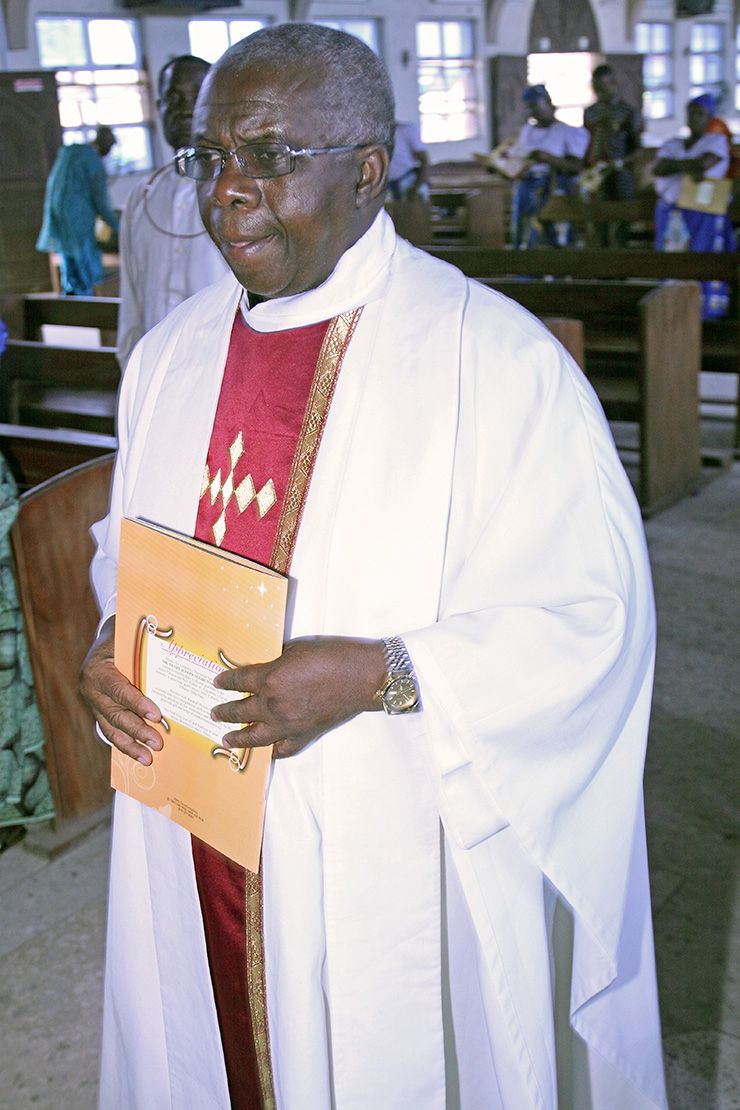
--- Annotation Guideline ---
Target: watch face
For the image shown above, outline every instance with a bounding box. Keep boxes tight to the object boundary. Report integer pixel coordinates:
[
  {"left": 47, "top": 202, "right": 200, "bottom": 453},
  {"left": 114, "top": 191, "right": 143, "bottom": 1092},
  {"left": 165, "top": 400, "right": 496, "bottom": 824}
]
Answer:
[{"left": 384, "top": 675, "right": 418, "bottom": 712}]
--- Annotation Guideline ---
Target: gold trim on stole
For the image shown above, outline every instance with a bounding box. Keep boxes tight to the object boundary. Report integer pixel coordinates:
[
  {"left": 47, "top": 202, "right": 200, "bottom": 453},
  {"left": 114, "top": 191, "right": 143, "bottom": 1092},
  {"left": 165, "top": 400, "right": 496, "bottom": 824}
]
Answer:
[{"left": 244, "top": 306, "right": 363, "bottom": 1109}]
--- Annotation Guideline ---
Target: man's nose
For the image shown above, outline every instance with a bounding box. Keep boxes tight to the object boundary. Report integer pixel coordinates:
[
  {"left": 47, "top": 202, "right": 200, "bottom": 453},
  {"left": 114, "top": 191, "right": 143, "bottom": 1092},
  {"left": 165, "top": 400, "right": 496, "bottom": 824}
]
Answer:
[{"left": 211, "top": 155, "right": 262, "bottom": 206}]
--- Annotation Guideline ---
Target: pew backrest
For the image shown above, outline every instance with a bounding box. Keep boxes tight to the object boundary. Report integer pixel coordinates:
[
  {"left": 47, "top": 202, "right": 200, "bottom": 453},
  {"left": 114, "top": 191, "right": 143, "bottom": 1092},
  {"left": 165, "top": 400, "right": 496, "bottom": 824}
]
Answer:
[{"left": 10, "top": 454, "right": 115, "bottom": 820}]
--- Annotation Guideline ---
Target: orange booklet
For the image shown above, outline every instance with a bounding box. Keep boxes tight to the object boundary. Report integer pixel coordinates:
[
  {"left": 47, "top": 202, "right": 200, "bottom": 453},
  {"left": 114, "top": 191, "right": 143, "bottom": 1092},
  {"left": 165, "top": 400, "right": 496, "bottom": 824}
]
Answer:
[{"left": 113, "top": 517, "right": 288, "bottom": 872}]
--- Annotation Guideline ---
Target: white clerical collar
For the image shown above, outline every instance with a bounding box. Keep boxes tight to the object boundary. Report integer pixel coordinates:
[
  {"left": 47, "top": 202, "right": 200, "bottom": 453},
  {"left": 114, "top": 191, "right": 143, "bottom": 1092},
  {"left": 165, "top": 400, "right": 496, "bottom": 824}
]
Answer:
[{"left": 240, "top": 208, "right": 396, "bottom": 332}]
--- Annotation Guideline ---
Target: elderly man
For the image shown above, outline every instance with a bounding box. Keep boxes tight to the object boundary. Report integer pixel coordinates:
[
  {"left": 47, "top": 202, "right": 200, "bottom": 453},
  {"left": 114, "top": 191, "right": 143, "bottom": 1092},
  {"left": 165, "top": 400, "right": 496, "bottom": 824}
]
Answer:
[
  {"left": 116, "top": 54, "right": 229, "bottom": 368},
  {"left": 81, "top": 23, "right": 666, "bottom": 1110}
]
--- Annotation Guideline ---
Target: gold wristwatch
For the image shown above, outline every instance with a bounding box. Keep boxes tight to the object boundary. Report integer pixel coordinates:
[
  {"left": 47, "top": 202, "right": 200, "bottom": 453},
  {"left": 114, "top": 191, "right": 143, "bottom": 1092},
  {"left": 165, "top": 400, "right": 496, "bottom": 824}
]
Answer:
[{"left": 376, "top": 635, "right": 420, "bottom": 715}]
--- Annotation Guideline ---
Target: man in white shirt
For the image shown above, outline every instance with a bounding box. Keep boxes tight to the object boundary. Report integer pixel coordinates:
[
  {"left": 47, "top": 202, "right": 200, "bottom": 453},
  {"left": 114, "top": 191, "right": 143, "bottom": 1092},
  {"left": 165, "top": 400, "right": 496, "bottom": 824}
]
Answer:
[
  {"left": 116, "top": 54, "right": 230, "bottom": 368},
  {"left": 387, "top": 120, "right": 429, "bottom": 200},
  {"left": 507, "top": 84, "right": 589, "bottom": 248}
]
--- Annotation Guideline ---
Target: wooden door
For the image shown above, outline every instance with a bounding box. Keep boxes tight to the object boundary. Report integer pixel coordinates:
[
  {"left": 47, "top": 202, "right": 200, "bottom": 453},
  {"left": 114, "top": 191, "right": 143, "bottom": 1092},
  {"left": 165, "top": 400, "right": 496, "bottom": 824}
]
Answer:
[
  {"left": 0, "top": 72, "right": 62, "bottom": 295},
  {"left": 528, "top": 0, "right": 601, "bottom": 52},
  {"left": 488, "top": 55, "right": 528, "bottom": 148},
  {"left": 604, "top": 54, "right": 645, "bottom": 114}
]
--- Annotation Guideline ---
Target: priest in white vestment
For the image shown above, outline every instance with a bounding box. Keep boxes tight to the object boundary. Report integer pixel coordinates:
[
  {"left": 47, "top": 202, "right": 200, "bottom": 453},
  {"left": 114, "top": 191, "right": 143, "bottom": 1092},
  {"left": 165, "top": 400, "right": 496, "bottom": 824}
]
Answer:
[{"left": 82, "top": 24, "right": 667, "bottom": 1110}]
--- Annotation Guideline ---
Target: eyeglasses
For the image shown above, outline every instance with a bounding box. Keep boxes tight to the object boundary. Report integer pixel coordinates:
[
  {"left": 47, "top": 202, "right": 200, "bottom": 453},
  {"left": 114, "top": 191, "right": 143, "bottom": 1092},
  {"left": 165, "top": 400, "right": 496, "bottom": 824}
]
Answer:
[{"left": 174, "top": 140, "right": 366, "bottom": 181}]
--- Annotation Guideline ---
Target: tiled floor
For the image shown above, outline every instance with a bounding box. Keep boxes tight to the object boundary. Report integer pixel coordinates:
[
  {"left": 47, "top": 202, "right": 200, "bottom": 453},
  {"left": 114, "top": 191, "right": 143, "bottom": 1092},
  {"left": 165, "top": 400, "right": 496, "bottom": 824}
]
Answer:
[{"left": 0, "top": 464, "right": 738, "bottom": 1110}]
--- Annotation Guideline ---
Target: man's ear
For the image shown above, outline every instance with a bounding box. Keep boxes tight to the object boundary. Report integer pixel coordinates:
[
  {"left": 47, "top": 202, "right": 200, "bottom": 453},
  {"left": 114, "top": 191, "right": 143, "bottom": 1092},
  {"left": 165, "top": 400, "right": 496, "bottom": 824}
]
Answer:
[{"left": 355, "top": 145, "right": 390, "bottom": 208}]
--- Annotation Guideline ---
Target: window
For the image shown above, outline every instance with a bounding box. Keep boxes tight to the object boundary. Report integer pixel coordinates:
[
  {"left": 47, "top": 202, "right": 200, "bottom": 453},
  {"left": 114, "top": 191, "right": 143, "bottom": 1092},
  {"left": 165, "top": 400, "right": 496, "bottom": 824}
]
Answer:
[
  {"left": 313, "top": 20, "right": 381, "bottom": 54},
  {"left": 35, "top": 17, "right": 151, "bottom": 173},
  {"left": 689, "top": 23, "right": 724, "bottom": 103},
  {"left": 635, "top": 22, "right": 673, "bottom": 120},
  {"left": 416, "top": 20, "right": 479, "bottom": 143},
  {"left": 188, "top": 19, "right": 268, "bottom": 64},
  {"left": 736, "top": 25, "right": 740, "bottom": 112},
  {"left": 527, "top": 52, "right": 598, "bottom": 127}
]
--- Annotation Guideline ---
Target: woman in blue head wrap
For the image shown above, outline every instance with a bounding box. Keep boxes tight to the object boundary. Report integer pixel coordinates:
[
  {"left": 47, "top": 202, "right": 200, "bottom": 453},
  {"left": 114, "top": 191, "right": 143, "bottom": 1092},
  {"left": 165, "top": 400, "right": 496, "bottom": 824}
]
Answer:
[
  {"left": 653, "top": 93, "right": 735, "bottom": 319},
  {"left": 504, "top": 86, "right": 589, "bottom": 248}
]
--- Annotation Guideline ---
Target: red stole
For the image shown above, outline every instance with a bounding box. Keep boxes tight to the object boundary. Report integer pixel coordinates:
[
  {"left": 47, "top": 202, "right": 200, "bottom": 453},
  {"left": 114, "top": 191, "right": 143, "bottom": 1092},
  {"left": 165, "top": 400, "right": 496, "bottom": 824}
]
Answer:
[{"left": 191, "top": 305, "right": 361, "bottom": 1110}]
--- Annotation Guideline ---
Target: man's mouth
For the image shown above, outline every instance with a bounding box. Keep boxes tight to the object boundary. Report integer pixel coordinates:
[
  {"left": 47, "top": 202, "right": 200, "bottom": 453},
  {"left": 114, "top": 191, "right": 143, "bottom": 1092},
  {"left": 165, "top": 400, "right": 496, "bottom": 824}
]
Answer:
[{"left": 222, "top": 232, "right": 277, "bottom": 257}]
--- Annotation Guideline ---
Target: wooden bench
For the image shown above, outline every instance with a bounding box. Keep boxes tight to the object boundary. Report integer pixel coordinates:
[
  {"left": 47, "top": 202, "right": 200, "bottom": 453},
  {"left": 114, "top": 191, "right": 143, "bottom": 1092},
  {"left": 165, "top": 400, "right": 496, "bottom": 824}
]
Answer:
[
  {"left": 0, "top": 339, "right": 119, "bottom": 434},
  {"left": 22, "top": 292, "right": 119, "bottom": 346},
  {"left": 0, "top": 423, "right": 117, "bottom": 490},
  {"left": 10, "top": 455, "right": 115, "bottom": 821},
  {"left": 464, "top": 277, "right": 701, "bottom": 515},
  {"left": 428, "top": 247, "right": 740, "bottom": 447}
]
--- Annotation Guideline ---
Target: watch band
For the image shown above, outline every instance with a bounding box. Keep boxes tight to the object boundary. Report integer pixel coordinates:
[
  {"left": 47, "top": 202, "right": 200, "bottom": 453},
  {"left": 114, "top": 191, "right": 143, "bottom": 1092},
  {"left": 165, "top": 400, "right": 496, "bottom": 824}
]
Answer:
[
  {"left": 382, "top": 634, "right": 414, "bottom": 677},
  {"left": 376, "top": 635, "right": 420, "bottom": 714}
]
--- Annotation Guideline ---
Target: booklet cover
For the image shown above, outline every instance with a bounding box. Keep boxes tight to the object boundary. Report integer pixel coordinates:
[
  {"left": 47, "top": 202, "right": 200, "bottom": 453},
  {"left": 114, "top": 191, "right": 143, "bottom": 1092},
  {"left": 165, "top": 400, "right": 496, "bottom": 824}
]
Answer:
[
  {"left": 677, "top": 175, "right": 731, "bottom": 216},
  {"left": 113, "top": 517, "right": 288, "bottom": 872}
]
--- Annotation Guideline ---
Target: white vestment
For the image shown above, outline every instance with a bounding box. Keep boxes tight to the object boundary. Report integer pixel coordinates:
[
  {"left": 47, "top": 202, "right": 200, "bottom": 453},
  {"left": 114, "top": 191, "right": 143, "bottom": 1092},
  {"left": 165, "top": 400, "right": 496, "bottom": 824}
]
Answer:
[
  {"left": 116, "top": 165, "right": 230, "bottom": 368},
  {"left": 93, "top": 211, "right": 667, "bottom": 1109}
]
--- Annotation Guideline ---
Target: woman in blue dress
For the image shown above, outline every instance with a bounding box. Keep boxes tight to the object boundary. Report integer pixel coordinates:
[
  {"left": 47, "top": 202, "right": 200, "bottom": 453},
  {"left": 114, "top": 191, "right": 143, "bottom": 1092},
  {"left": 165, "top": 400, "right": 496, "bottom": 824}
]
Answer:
[{"left": 653, "top": 93, "right": 735, "bottom": 320}]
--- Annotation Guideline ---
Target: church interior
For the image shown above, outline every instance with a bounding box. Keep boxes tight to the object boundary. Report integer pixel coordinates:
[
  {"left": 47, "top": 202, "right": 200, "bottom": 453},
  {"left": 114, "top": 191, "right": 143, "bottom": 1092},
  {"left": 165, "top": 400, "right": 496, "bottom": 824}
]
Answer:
[{"left": 0, "top": 0, "right": 738, "bottom": 1106}]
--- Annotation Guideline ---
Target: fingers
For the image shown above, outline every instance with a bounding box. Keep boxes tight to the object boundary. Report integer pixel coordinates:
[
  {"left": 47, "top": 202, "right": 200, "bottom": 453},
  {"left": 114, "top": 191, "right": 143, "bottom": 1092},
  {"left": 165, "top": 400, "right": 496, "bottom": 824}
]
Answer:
[
  {"left": 80, "top": 625, "right": 163, "bottom": 765},
  {"left": 213, "top": 663, "right": 265, "bottom": 693},
  {"left": 95, "top": 703, "right": 164, "bottom": 765},
  {"left": 221, "top": 721, "right": 274, "bottom": 751}
]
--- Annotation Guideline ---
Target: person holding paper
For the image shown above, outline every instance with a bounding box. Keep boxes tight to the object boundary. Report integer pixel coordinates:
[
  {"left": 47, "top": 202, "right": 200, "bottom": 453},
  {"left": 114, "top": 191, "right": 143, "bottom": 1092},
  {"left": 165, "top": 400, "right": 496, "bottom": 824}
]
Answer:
[
  {"left": 506, "top": 85, "right": 589, "bottom": 248},
  {"left": 653, "top": 92, "right": 735, "bottom": 319},
  {"left": 80, "top": 23, "right": 666, "bottom": 1110}
]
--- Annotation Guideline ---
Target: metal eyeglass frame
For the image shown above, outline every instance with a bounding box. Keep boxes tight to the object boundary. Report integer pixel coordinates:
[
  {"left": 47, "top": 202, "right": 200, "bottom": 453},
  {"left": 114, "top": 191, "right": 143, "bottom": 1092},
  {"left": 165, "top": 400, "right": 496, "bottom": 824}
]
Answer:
[{"left": 174, "top": 141, "right": 367, "bottom": 181}]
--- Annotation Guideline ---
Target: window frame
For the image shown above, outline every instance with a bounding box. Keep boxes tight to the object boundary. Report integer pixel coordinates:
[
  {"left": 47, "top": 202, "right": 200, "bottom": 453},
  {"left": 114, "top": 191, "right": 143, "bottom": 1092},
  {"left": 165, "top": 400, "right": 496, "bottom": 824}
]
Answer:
[
  {"left": 187, "top": 17, "right": 270, "bottom": 64},
  {"left": 415, "top": 18, "right": 480, "bottom": 145},
  {"left": 635, "top": 20, "right": 675, "bottom": 121},
  {"left": 688, "top": 22, "right": 725, "bottom": 105},
  {"left": 35, "top": 15, "right": 153, "bottom": 174}
]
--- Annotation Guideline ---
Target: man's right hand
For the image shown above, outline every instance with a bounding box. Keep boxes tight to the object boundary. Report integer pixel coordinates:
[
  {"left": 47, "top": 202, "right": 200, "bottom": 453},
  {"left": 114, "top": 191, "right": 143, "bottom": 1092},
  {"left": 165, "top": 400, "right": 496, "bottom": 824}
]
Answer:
[{"left": 79, "top": 617, "right": 163, "bottom": 765}]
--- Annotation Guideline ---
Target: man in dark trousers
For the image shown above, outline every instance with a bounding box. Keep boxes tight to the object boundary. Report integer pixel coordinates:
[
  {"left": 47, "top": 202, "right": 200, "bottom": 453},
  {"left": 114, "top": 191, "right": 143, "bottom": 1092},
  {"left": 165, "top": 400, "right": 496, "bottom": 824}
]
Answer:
[{"left": 583, "top": 63, "right": 643, "bottom": 246}]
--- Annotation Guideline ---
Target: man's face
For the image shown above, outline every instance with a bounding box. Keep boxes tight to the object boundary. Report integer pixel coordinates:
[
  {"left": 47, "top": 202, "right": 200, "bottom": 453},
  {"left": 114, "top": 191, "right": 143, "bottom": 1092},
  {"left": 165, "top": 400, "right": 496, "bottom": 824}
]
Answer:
[
  {"left": 159, "top": 60, "right": 209, "bottom": 151},
  {"left": 192, "top": 62, "right": 369, "bottom": 299},
  {"left": 593, "top": 73, "right": 617, "bottom": 103},
  {"left": 531, "top": 96, "right": 554, "bottom": 126},
  {"left": 687, "top": 103, "right": 710, "bottom": 138}
]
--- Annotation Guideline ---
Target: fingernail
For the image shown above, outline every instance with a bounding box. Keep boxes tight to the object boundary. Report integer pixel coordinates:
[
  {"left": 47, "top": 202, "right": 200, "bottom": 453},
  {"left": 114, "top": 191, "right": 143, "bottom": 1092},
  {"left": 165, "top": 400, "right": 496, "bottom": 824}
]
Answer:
[{"left": 144, "top": 711, "right": 160, "bottom": 721}]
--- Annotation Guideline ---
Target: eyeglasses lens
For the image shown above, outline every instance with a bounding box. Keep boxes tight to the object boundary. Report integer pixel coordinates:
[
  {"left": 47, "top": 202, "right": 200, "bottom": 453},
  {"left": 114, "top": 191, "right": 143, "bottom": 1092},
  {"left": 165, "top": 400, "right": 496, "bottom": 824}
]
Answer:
[{"left": 180, "top": 143, "right": 294, "bottom": 180}]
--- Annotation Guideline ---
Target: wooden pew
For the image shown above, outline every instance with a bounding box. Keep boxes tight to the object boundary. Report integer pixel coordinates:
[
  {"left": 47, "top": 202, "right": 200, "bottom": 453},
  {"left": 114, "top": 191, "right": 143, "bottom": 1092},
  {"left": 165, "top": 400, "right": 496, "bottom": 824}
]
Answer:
[
  {"left": 0, "top": 423, "right": 117, "bottom": 490},
  {"left": 0, "top": 339, "right": 119, "bottom": 434},
  {"left": 427, "top": 247, "right": 740, "bottom": 447},
  {"left": 22, "top": 292, "right": 119, "bottom": 346},
  {"left": 474, "top": 277, "right": 701, "bottom": 515},
  {"left": 10, "top": 455, "right": 115, "bottom": 821}
]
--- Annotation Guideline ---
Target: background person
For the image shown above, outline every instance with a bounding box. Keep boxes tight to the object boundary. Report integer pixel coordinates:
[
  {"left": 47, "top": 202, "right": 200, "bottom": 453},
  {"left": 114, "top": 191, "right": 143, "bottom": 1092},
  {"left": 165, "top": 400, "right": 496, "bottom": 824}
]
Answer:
[
  {"left": 387, "top": 119, "right": 430, "bottom": 200},
  {"left": 653, "top": 92, "right": 734, "bottom": 319},
  {"left": 36, "top": 125, "right": 119, "bottom": 296},
  {"left": 116, "top": 54, "right": 230, "bottom": 368},
  {"left": 507, "top": 85, "right": 589, "bottom": 248},
  {"left": 583, "top": 62, "right": 643, "bottom": 246},
  {"left": 81, "top": 23, "right": 666, "bottom": 1109}
]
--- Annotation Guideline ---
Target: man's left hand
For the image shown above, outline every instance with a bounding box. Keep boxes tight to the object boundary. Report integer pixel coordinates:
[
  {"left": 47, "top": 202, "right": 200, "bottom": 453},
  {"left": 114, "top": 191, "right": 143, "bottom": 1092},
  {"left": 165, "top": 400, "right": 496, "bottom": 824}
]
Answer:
[{"left": 211, "top": 636, "right": 387, "bottom": 759}]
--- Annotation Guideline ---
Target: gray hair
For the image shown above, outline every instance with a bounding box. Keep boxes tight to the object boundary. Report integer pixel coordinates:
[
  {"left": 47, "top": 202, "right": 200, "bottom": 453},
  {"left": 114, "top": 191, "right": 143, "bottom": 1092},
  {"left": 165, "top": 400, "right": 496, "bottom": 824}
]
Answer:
[{"left": 212, "top": 22, "right": 395, "bottom": 149}]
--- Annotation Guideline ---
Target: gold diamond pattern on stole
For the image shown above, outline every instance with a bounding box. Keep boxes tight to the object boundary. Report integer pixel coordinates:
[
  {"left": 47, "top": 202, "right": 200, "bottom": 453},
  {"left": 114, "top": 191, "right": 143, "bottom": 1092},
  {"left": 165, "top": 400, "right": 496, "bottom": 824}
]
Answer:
[{"left": 199, "top": 434, "right": 277, "bottom": 548}]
